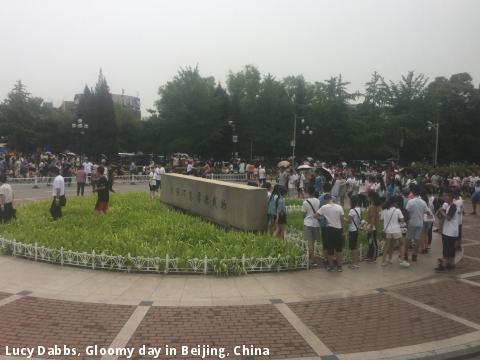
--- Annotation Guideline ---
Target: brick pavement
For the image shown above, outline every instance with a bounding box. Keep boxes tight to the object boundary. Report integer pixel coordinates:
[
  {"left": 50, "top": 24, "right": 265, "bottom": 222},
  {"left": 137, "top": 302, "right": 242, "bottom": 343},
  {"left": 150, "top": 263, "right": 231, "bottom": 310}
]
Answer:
[
  {"left": 0, "top": 297, "right": 135, "bottom": 359},
  {"left": 468, "top": 275, "right": 480, "bottom": 283},
  {"left": 124, "top": 305, "right": 317, "bottom": 359},
  {"left": 287, "top": 293, "right": 473, "bottom": 354},
  {"left": 452, "top": 257, "right": 480, "bottom": 274},
  {"left": 464, "top": 245, "right": 480, "bottom": 258},
  {"left": 395, "top": 279, "right": 480, "bottom": 325}
]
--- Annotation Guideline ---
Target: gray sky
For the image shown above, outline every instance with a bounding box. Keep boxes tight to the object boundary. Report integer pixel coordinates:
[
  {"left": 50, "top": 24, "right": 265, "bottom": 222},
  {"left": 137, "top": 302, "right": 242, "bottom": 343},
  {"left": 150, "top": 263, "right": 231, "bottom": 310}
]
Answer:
[{"left": 1, "top": 0, "right": 479, "bottom": 115}]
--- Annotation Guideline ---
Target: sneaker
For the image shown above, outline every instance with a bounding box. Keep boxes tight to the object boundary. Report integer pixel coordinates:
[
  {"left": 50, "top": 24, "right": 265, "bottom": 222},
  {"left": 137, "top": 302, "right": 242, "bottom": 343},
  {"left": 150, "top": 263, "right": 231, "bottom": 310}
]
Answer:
[
  {"left": 381, "top": 261, "right": 388, "bottom": 267},
  {"left": 326, "top": 266, "right": 335, "bottom": 272},
  {"left": 367, "top": 258, "right": 377, "bottom": 264},
  {"left": 400, "top": 261, "right": 410, "bottom": 268},
  {"left": 337, "top": 266, "right": 343, "bottom": 272},
  {"left": 349, "top": 264, "right": 360, "bottom": 270},
  {"left": 388, "top": 260, "right": 393, "bottom": 264},
  {"left": 412, "top": 254, "right": 417, "bottom": 262}
]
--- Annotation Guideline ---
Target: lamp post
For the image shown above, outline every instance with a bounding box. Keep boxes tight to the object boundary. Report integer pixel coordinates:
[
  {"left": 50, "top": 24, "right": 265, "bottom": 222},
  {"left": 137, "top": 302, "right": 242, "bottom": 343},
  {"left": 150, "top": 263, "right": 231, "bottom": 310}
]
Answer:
[
  {"left": 72, "top": 118, "right": 88, "bottom": 164},
  {"left": 228, "top": 120, "right": 237, "bottom": 160},
  {"left": 291, "top": 114, "right": 313, "bottom": 166},
  {"left": 427, "top": 121, "right": 439, "bottom": 167}
]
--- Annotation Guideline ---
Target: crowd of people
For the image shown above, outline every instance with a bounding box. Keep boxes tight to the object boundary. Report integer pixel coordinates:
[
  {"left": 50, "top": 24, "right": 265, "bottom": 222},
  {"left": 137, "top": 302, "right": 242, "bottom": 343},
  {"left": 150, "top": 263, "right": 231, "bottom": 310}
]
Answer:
[
  {"left": 1, "top": 150, "right": 479, "bottom": 276},
  {"left": 267, "top": 165, "right": 480, "bottom": 273}
]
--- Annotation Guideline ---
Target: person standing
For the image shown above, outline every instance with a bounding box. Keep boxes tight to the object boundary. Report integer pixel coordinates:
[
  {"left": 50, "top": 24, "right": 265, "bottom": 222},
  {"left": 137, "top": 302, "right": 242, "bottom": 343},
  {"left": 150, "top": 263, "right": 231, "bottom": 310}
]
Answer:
[
  {"left": 348, "top": 196, "right": 362, "bottom": 269},
  {"left": 148, "top": 167, "right": 157, "bottom": 199},
  {"left": 258, "top": 165, "right": 266, "bottom": 186},
  {"left": 453, "top": 189, "right": 464, "bottom": 251},
  {"left": 365, "top": 192, "right": 381, "bottom": 263},
  {"left": 435, "top": 191, "right": 458, "bottom": 271},
  {"left": 50, "top": 167, "right": 65, "bottom": 220},
  {"left": 381, "top": 198, "right": 407, "bottom": 267},
  {"left": 76, "top": 165, "right": 86, "bottom": 196},
  {"left": 93, "top": 166, "right": 109, "bottom": 213},
  {"left": 315, "top": 194, "right": 345, "bottom": 272},
  {"left": 83, "top": 159, "right": 93, "bottom": 185},
  {"left": 274, "top": 186, "right": 288, "bottom": 240},
  {"left": 158, "top": 163, "right": 166, "bottom": 190},
  {"left": 302, "top": 186, "right": 321, "bottom": 265},
  {"left": 0, "top": 174, "right": 16, "bottom": 222},
  {"left": 287, "top": 169, "right": 298, "bottom": 198},
  {"left": 405, "top": 186, "right": 428, "bottom": 262}
]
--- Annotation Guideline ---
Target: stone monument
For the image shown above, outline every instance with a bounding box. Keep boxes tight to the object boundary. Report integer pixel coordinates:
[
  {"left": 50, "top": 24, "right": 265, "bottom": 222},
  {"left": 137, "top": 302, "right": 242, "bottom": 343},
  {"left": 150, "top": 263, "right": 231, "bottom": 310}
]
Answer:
[{"left": 161, "top": 174, "right": 267, "bottom": 231}]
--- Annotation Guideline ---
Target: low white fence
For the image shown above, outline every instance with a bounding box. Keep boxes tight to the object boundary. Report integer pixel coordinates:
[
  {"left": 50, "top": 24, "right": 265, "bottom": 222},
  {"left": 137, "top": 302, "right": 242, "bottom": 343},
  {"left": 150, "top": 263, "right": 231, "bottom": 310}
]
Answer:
[
  {"left": 9, "top": 175, "right": 150, "bottom": 186},
  {"left": 0, "top": 235, "right": 309, "bottom": 275}
]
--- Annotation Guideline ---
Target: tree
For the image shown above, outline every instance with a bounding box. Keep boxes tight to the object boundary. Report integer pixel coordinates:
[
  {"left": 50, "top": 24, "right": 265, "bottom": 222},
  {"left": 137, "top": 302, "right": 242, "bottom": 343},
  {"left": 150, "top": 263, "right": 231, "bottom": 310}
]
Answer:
[{"left": 76, "top": 70, "right": 118, "bottom": 157}]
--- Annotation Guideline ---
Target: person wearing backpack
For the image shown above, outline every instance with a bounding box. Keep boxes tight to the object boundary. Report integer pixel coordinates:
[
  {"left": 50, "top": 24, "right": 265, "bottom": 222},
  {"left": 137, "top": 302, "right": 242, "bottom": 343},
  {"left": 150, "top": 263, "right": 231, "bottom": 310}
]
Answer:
[
  {"left": 302, "top": 186, "right": 321, "bottom": 265},
  {"left": 381, "top": 197, "right": 407, "bottom": 267},
  {"left": 348, "top": 196, "right": 362, "bottom": 269}
]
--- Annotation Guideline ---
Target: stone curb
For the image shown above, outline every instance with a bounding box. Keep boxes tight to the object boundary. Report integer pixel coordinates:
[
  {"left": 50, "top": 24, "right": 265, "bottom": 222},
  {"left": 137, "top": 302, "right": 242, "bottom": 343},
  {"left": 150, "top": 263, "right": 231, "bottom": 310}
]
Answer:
[{"left": 381, "top": 340, "right": 480, "bottom": 360}]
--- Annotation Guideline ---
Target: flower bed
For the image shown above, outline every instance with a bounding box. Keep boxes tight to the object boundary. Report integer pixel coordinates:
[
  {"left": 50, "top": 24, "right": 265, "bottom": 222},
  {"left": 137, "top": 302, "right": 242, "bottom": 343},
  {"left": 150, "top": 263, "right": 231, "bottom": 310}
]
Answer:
[{"left": 0, "top": 193, "right": 304, "bottom": 275}]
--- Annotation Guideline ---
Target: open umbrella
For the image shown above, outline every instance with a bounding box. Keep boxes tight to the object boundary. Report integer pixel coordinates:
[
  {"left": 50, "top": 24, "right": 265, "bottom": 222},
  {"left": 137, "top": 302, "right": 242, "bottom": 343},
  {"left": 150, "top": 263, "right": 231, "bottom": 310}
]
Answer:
[
  {"left": 319, "top": 167, "right": 334, "bottom": 181},
  {"left": 297, "top": 164, "right": 313, "bottom": 170},
  {"left": 277, "top": 160, "right": 290, "bottom": 168}
]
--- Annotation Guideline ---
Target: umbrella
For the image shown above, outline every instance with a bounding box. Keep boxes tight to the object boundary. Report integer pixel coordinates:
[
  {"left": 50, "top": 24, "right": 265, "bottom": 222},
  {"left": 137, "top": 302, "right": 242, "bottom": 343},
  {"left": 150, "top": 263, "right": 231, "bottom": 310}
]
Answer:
[
  {"left": 319, "top": 167, "right": 334, "bottom": 181},
  {"left": 277, "top": 160, "right": 290, "bottom": 168},
  {"left": 297, "top": 164, "right": 313, "bottom": 170}
]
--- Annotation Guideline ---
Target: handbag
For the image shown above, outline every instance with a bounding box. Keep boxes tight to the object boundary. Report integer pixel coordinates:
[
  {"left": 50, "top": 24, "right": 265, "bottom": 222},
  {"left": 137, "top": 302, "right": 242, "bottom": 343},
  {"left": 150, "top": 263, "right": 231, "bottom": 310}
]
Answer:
[
  {"left": 382, "top": 210, "right": 395, "bottom": 239},
  {"left": 59, "top": 195, "right": 67, "bottom": 207}
]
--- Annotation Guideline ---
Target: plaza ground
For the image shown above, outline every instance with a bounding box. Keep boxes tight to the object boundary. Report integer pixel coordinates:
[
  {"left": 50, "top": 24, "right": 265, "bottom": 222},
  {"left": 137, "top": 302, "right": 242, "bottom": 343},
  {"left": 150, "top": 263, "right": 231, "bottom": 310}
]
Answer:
[{"left": 0, "top": 183, "right": 480, "bottom": 359}]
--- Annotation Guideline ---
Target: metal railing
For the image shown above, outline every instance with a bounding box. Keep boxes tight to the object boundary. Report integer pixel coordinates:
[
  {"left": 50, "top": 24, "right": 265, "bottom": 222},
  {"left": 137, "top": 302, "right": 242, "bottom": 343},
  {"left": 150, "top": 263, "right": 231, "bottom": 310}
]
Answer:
[{"left": 8, "top": 175, "right": 150, "bottom": 186}]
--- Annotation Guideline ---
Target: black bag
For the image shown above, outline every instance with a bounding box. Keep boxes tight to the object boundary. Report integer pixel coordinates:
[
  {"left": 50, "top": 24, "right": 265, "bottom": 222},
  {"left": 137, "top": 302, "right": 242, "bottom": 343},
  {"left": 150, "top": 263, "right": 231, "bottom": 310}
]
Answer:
[{"left": 59, "top": 195, "right": 66, "bottom": 207}]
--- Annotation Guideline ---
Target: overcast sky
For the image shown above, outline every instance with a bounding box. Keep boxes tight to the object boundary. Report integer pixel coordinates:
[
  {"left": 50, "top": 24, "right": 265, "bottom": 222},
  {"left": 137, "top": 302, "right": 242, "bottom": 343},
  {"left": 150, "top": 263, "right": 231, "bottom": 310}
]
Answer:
[{"left": 1, "top": 0, "right": 479, "bottom": 115}]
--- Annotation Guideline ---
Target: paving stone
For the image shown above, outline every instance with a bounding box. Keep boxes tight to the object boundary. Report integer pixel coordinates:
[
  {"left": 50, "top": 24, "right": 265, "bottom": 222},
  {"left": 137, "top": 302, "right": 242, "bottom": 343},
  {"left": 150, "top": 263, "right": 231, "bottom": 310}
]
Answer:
[
  {"left": 288, "top": 293, "right": 473, "bottom": 354},
  {"left": 464, "top": 245, "right": 480, "bottom": 259},
  {"left": 124, "top": 304, "right": 317, "bottom": 359},
  {"left": 452, "top": 257, "right": 480, "bottom": 274},
  {"left": 395, "top": 279, "right": 480, "bottom": 325},
  {"left": 468, "top": 275, "right": 480, "bottom": 283},
  {"left": 0, "top": 297, "right": 135, "bottom": 359}
]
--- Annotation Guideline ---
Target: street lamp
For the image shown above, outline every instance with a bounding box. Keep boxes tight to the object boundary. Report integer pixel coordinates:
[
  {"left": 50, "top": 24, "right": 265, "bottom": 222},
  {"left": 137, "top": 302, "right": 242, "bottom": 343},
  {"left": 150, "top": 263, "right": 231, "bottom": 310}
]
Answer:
[
  {"left": 292, "top": 115, "right": 313, "bottom": 166},
  {"left": 228, "top": 120, "right": 238, "bottom": 160},
  {"left": 427, "top": 121, "right": 439, "bottom": 167},
  {"left": 72, "top": 118, "right": 89, "bottom": 164}
]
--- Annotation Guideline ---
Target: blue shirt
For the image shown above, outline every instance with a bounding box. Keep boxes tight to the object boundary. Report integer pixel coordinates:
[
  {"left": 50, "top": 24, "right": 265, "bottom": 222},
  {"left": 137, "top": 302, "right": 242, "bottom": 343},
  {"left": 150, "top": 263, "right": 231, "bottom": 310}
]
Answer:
[{"left": 314, "top": 176, "right": 322, "bottom": 192}]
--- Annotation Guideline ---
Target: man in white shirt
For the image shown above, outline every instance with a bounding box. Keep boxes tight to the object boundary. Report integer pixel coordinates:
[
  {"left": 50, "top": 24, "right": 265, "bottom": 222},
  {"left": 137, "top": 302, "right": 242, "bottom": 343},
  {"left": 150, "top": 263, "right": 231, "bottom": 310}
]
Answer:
[
  {"left": 258, "top": 165, "right": 266, "bottom": 186},
  {"left": 302, "top": 186, "right": 321, "bottom": 265},
  {"left": 315, "top": 194, "right": 345, "bottom": 272},
  {"left": 0, "top": 174, "right": 15, "bottom": 222},
  {"left": 157, "top": 165, "right": 165, "bottom": 190},
  {"left": 436, "top": 191, "right": 459, "bottom": 271},
  {"left": 287, "top": 170, "right": 298, "bottom": 198},
  {"left": 50, "top": 167, "right": 65, "bottom": 219},
  {"left": 453, "top": 189, "right": 463, "bottom": 250}
]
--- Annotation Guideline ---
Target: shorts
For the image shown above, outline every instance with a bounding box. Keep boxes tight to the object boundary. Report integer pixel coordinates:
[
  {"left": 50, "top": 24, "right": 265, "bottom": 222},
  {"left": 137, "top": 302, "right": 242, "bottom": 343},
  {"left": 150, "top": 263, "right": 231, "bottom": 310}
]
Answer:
[
  {"left": 348, "top": 231, "right": 358, "bottom": 250},
  {"left": 156, "top": 180, "right": 161, "bottom": 190},
  {"left": 423, "top": 221, "right": 433, "bottom": 232},
  {"left": 277, "top": 212, "right": 287, "bottom": 225},
  {"left": 472, "top": 192, "right": 480, "bottom": 203},
  {"left": 149, "top": 184, "right": 156, "bottom": 191},
  {"left": 385, "top": 232, "right": 402, "bottom": 239},
  {"left": 325, "top": 227, "right": 344, "bottom": 256},
  {"left": 304, "top": 226, "right": 321, "bottom": 242},
  {"left": 442, "top": 234, "right": 457, "bottom": 258},
  {"left": 321, "top": 227, "right": 328, "bottom": 249},
  {"left": 407, "top": 225, "right": 423, "bottom": 241},
  {"left": 95, "top": 200, "right": 109, "bottom": 212}
]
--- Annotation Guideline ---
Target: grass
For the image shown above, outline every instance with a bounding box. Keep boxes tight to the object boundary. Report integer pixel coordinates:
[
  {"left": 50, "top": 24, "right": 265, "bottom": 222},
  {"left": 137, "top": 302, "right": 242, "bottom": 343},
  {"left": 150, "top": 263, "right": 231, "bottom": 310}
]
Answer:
[{"left": 0, "top": 193, "right": 303, "bottom": 261}]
